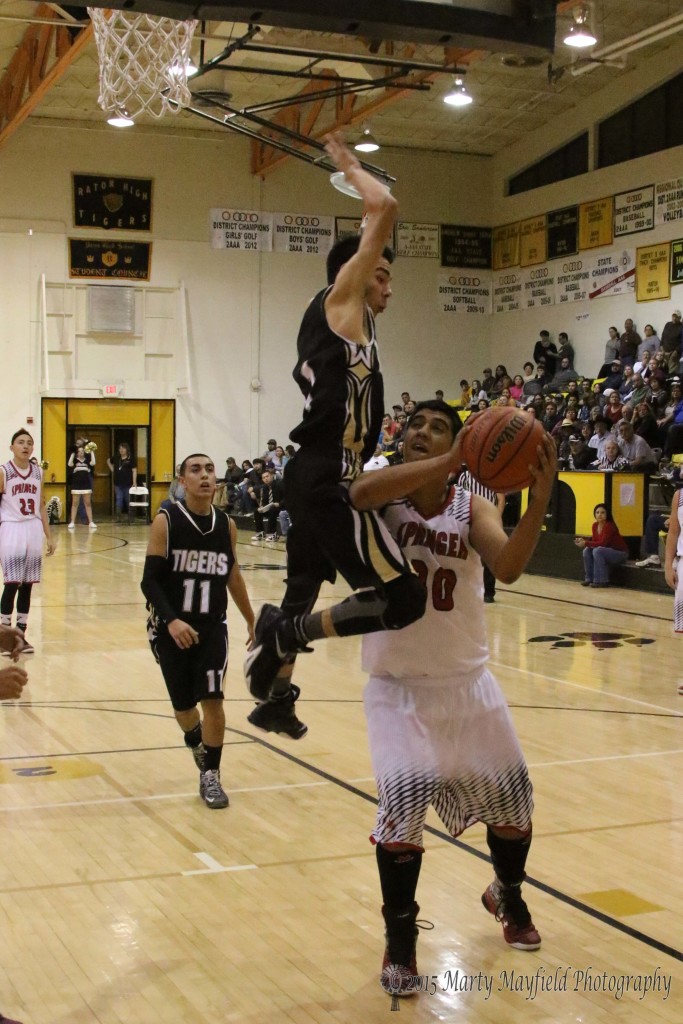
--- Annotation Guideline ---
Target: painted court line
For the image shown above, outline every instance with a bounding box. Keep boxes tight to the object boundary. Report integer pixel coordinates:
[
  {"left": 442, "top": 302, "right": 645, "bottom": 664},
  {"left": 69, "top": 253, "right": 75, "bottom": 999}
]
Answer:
[{"left": 182, "top": 852, "right": 257, "bottom": 876}]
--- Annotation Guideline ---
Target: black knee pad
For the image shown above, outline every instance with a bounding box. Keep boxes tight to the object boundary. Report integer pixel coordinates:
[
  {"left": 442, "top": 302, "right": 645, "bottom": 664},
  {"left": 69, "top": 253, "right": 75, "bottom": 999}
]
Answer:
[{"left": 383, "top": 572, "right": 427, "bottom": 630}]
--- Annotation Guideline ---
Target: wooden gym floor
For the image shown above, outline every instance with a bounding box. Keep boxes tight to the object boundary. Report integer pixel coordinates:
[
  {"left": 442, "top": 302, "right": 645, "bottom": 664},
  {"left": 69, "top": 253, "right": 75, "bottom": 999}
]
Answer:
[{"left": 1, "top": 523, "right": 681, "bottom": 1023}]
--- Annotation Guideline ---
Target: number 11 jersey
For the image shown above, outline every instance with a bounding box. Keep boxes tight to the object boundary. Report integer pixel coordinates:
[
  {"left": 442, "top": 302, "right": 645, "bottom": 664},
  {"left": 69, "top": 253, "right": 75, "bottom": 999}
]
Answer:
[{"left": 159, "top": 502, "right": 234, "bottom": 628}]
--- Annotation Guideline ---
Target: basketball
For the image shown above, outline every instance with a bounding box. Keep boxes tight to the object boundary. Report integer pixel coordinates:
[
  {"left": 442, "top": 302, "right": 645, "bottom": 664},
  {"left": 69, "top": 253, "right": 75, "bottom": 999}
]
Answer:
[{"left": 461, "top": 407, "right": 546, "bottom": 493}]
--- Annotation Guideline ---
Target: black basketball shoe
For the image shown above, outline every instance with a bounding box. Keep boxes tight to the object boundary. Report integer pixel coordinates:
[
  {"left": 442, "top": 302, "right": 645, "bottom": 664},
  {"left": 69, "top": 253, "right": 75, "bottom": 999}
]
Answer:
[{"left": 247, "top": 683, "right": 308, "bottom": 739}]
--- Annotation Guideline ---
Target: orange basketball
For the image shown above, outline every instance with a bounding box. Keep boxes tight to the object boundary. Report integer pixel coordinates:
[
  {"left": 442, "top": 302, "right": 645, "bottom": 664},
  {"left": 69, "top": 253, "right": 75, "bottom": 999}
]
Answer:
[{"left": 461, "top": 406, "right": 546, "bottom": 493}]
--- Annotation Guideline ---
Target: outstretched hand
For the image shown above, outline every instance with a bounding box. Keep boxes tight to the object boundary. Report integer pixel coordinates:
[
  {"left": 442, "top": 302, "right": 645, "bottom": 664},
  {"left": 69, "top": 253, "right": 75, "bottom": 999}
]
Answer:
[
  {"left": 0, "top": 664, "right": 28, "bottom": 699},
  {"left": 324, "top": 130, "right": 361, "bottom": 177},
  {"left": 0, "top": 625, "right": 25, "bottom": 662}
]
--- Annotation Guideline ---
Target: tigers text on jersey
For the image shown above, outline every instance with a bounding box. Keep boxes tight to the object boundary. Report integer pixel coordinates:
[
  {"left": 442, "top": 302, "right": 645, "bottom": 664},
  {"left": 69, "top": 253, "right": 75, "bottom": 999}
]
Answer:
[
  {"left": 289, "top": 286, "right": 385, "bottom": 480},
  {"left": 159, "top": 502, "right": 234, "bottom": 627},
  {"left": 0, "top": 461, "right": 42, "bottom": 522},
  {"left": 362, "top": 486, "right": 489, "bottom": 682}
]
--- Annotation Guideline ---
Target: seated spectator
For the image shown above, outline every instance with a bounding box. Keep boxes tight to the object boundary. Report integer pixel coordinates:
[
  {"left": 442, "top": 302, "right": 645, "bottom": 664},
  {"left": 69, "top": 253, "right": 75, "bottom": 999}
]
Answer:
[
  {"left": 243, "top": 458, "right": 266, "bottom": 513},
  {"left": 222, "top": 456, "right": 244, "bottom": 510},
  {"left": 509, "top": 374, "right": 524, "bottom": 402},
  {"left": 635, "top": 509, "right": 670, "bottom": 568},
  {"left": 522, "top": 365, "right": 546, "bottom": 402},
  {"left": 494, "top": 387, "right": 517, "bottom": 408},
  {"left": 392, "top": 411, "right": 408, "bottom": 443},
  {"left": 647, "top": 377, "right": 668, "bottom": 420},
  {"left": 658, "top": 380, "right": 683, "bottom": 441},
  {"left": 601, "top": 360, "right": 624, "bottom": 393},
  {"left": 542, "top": 399, "right": 562, "bottom": 433},
  {"left": 469, "top": 379, "right": 487, "bottom": 407},
  {"left": 616, "top": 421, "right": 657, "bottom": 472},
  {"left": 363, "top": 444, "right": 390, "bottom": 472},
  {"left": 618, "top": 364, "right": 635, "bottom": 401},
  {"left": 388, "top": 440, "right": 404, "bottom": 465},
  {"left": 476, "top": 398, "right": 490, "bottom": 412},
  {"left": 261, "top": 438, "right": 278, "bottom": 462},
  {"left": 521, "top": 361, "right": 535, "bottom": 383},
  {"left": 481, "top": 368, "right": 495, "bottom": 395},
  {"left": 633, "top": 348, "right": 652, "bottom": 375},
  {"left": 489, "top": 365, "right": 509, "bottom": 397},
  {"left": 598, "top": 438, "right": 629, "bottom": 471},
  {"left": 251, "top": 468, "right": 285, "bottom": 541},
  {"left": 575, "top": 503, "right": 629, "bottom": 587},
  {"left": 603, "top": 390, "right": 623, "bottom": 425},
  {"left": 548, "top": 358, "right": 581, "bottom": 393},
  {"left": 284, "top": 445, "right": 296, "bottom": 463},
  {"left": 265, "top": 445, "right": 287, "bottom": 475},
  {"left": 379, "top": 413, "right": 398, "bottom": 451},
  {"left": 557, "top": 332, "right": 575, "bottom": 369},
  {"left": 552, "top": 413, "right": 577, "bottom": 442},
  {"left": 632, "top": 402, "right": 661, "bottom": 449},
  {"left": 404, "top": 399, "right": 417, "bottom": 416},
  {"left": 622, "top": 371, "right": 649, "bottom": 410},
  {"left": 435, "top": 389, "right": 445, "bottom": 402},
  {"left": 458, "top": 379, "right": 472, "bottom": 408},
  {"left": 580, "top": 420, "right": 594, "bottom": 444},
  {"left": 567, "top": 434, "right": 593, "bottom": 470}
]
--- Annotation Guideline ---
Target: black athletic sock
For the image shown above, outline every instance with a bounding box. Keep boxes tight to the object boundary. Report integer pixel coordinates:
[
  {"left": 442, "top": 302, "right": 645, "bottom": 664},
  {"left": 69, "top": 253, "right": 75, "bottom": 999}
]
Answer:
[
  {"left": 203, "top": 744, "right": 223, "bottom": 772},
  {"left": 183, "top": 723, "right": 203, "bottom": 749},
  {"left": 376, "top": 844, "right": 423, "bottom": 910},
  {"left": 486, "top": 826, "right": 531, "bottom": 888},
  {"left": 0, "top": 583, "right": 19, "bottom": 618}
]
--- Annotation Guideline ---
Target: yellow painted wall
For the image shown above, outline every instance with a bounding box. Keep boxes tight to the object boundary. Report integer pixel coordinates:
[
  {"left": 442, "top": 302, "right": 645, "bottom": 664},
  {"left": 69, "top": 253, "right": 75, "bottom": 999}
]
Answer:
[{"left": 68, "top": 400, "right": 150, "bottom": 426}]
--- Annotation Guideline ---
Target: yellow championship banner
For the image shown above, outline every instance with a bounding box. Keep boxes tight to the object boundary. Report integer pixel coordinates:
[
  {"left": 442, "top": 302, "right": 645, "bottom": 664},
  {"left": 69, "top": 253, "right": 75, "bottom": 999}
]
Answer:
[
  {"left": 636, "top": 243, "right": 671, "bottom": 301},
  {"left": 579, "top": 197, "right": 614, "bottom": 250},
  {"left": 519, "top": 215, "right": 547, "bottom": 267},
  {"left": 492, "top": 222, "right": 520, "bottom": 270}
]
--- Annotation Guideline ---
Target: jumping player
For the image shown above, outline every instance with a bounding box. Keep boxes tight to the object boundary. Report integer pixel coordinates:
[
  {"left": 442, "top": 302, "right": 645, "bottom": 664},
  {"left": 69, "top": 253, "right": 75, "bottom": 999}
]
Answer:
[
  {"left": 357, "top": 401, "right": 556, "bottom": 996},
  {"left": 141, "top": 454, "right": 255, "bottom": 808},
  {"left": 0, "top": 429, "right": 55, "bottom": 653},
  {"left": 244, "top": 132, "right": 431, "bottom": 735}
]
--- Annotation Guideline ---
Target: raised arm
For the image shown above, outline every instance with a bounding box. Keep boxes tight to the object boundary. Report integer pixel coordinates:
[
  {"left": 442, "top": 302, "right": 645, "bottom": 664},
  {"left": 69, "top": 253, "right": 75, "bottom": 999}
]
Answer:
[
  {"left": 323, "top": 132, "right": 397, "bottom": 338},
  {"left": 350, "top": 430, "right": 465, "bottom": 511}
]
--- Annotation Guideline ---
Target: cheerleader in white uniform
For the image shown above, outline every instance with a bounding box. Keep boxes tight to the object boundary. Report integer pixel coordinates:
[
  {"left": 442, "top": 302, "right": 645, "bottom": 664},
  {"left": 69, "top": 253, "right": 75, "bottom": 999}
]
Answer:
[
  {"left": 0, "top": 429, "right": 55, "bottom": 653},
  {"left": 663, "top": 487, "right": 683, "bottom": 694}
]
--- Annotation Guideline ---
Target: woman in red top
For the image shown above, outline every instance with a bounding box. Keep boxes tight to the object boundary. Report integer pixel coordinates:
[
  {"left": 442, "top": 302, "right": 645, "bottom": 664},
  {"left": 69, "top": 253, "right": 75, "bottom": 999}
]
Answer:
[
  {"left": 603, "top": 390, "right": 623, "bottom": 425},
  {"left": 574, "top": 503, "right": 629, "bottom": 588}
]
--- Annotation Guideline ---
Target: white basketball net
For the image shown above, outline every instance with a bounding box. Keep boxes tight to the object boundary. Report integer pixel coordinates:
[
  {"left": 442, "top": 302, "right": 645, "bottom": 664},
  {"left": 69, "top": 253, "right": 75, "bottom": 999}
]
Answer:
[{"left": 88, "top": 9, "right": 199, "bottom": 120}]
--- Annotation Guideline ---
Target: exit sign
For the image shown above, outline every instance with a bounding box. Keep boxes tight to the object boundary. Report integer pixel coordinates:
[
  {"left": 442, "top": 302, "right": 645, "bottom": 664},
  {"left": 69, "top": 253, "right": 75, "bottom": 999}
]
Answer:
[{"left": 101, "top": 383, "right": 123, "bottom": 397}]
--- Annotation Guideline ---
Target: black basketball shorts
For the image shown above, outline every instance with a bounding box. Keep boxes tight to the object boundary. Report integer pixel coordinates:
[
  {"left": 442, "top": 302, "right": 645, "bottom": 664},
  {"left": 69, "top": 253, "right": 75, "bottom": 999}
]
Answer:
[{"left": 155, "top": 620, "right": 228, "bottom": 711}]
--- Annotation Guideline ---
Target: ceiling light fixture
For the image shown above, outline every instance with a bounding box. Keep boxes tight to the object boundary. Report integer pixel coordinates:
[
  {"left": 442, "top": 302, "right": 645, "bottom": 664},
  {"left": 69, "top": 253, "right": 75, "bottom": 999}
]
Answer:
[
  {"left": 443, "top": 76, "right": 473, "bottom": 107},
  {"left": 354, "top": 126, "right": 380, "bottom": 152},
  {"left": 564, "top": 3, "right": 597, "bottom": 48},
  {"left": 107, "top": 111, "right": 134, "bottom": 128}
]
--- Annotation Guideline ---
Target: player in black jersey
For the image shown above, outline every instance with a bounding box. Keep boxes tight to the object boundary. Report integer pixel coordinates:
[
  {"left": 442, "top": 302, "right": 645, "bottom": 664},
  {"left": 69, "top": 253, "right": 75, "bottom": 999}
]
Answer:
[
  {"left": 244, "top": 132, "right": 431, "bottom": 728},
  {"left": 141, "top": 454, "right": 254, "bottom": 809}
]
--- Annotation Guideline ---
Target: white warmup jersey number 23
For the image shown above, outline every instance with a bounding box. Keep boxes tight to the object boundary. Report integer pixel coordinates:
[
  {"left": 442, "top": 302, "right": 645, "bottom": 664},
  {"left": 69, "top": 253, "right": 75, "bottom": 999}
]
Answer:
[{"left": 362, "top": 487, "right": 489, "bottom": 681}]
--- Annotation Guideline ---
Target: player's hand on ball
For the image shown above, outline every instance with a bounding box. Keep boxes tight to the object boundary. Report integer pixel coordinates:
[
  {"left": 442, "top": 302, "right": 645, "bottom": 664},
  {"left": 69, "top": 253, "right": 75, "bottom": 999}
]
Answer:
[
  {"left": 168, "top": 619, "right": 199, "bottom": 649},
  {"left": 528, "top": 433, "right": 556, "bottom": 500},
  {"left": 0, "top": 665, "right": 28, "bottom": 699}
]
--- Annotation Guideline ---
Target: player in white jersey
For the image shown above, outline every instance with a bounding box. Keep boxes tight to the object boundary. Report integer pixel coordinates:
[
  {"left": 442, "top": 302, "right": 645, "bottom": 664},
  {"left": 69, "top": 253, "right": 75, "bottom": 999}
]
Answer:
[
  {"left": 663, "top": 487, "right": 683, "bottom": 694},
  {"left": 354, "top": 400, "right": 556, "bottom": 997},
  {"left": 0, "top": 430, "right": 55, "bottom": 654}
]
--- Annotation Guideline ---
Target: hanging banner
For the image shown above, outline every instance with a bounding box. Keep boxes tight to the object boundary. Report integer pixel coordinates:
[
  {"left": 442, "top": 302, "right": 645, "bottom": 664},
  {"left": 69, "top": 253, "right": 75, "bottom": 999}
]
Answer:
[
  {"left": 492, "top": 269, "right": 523, "bottom": 313},
  {"left": 670, "top": 239, "right": 683, "bottom": 285},
  {"left": 547, "top": 206, "right": 579, "bottom": 260},
  {"left": 272, "top": 213, "right": 334, "bottom": 256},
  {"left": 440, "top": 224, "right": 491, "bottom": 269},
  {"left": 210, "top": 209, "right": 273, "bottom": 251},
  {"left": 519, "top": 216, "right": 547, "bottom": 267},
  {"left": 334, "top": 216, "right": 395, "bottom": 249},
  {"left": 555, "top": 256, "right": 590, "bottom": 303},
  {"left": 438, "top": 270, "right": 492, "bottom": 314},
  {"left": 587, "top": 250, "right": 636, "bottom": 299},
  {"left": 613, "top": 185, "right": 654, "bottom": 237},
  {"left": 655, "top": 177, "right": 683, "bottom": 226},
  {"left": 492, "top": 223, "right": 520, "bottom": 270},
  {"left": 579, "top": 197, "right": 613, "bottom": 250},
  {"left": 396, "top": 222, "right": 440, "bottom": 258},
  {"left": 636, "top": 244, "right": 671, "bottom": 301},
  {"left": 72, "top": 173, "right": 152, "bottom": 231},
  {"left": 68, "top": 239, "right": 151, "bottom": 279},
  {"left": 521, "top": 265, "right": 556, "bottom": 309}
]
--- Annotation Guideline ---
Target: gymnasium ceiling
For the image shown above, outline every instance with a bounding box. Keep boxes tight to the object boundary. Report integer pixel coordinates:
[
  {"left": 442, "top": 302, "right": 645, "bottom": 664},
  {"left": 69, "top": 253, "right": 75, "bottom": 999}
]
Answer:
[{"left": 0, "top": 1, "right": 682, "bottom": 176}]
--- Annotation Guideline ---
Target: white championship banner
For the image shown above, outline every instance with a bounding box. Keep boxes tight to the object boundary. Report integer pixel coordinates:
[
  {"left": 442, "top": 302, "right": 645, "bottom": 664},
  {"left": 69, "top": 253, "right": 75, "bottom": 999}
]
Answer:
[
  {"left": 521, "top": 265, "right": 556, "bottom": 309},
  {"left": 210, "top": 209, "right": 273, "bottom": 251},
  {"left": 655, "top": 177, "right": 683, "bottom": 227},
  {"left": 587, "top": 249, "right": 636, "bottom": 299},
  {"left": 555, "top": 257, "right": 591, "bottom": 304},
  {"left": 613, "top": 186, "right": 654, "bottom": 237},
  {"left": 438, "top": 270, "right": 492, "bottom": 314},
  {"left": 396, "top": 222, "right": 440, "bottom": 258},
  {"left": 273, "top": 213, "right": 334, "bottom": 256},
  {"left": 492, "top": 269, "right": 523, "bottom": 313}
]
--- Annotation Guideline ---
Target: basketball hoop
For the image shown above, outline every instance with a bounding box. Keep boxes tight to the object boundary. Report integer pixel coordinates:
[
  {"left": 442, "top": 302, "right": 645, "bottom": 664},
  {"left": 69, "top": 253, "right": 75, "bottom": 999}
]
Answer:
[{"left": 88, "top": 9, "right": 199, "bottom": 121}]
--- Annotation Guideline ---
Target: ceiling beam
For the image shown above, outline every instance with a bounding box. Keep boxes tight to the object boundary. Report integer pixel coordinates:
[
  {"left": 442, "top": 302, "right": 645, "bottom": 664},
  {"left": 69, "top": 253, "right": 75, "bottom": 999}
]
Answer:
[{"left": 0, "top": 4, "right": 93, "bottom": 151}]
